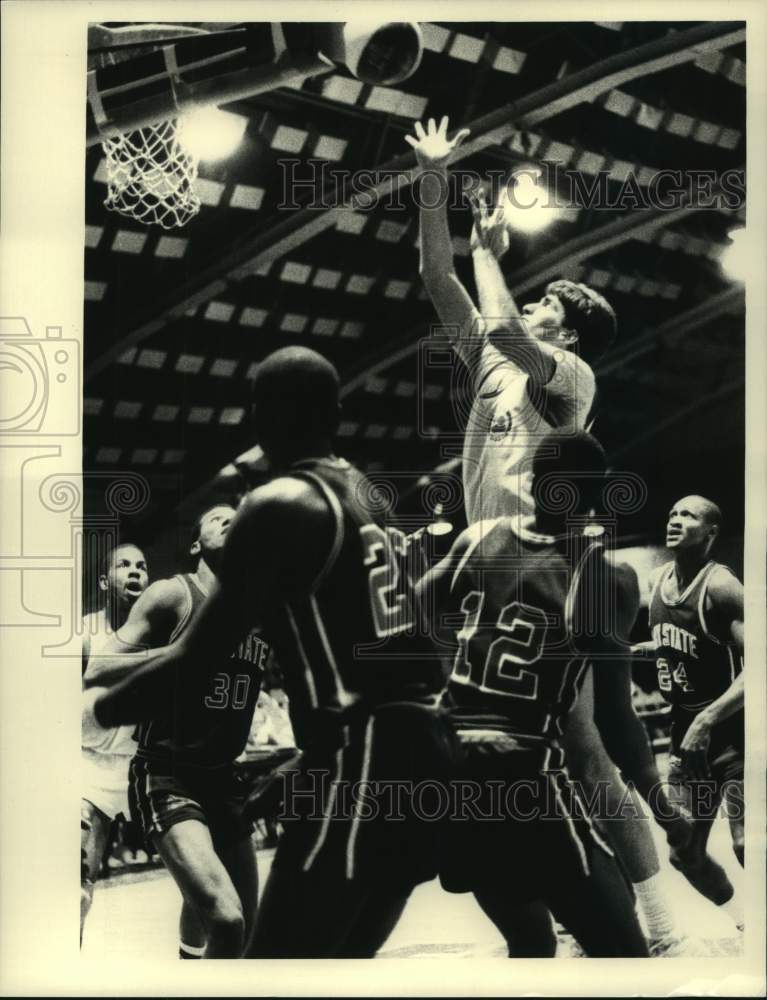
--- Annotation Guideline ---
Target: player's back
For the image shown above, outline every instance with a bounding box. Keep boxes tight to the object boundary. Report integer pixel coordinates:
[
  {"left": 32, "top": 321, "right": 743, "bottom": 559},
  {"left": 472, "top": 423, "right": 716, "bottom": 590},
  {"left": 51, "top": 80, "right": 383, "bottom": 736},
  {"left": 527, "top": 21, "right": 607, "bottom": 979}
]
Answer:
[
  {"left": 445, "top": 516, "right": 600, "bottom": 767},
  {"left": 265, "top": 457, "right": 444, "bottom": 746},
  {"left": 462, "top": 349, "right": 595, "bottom": 524}
]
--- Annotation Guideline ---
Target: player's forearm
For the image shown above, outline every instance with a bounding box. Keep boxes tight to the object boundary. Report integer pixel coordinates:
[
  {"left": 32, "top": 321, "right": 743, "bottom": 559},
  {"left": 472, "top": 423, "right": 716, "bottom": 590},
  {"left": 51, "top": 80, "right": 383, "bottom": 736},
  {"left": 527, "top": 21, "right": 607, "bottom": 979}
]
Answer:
[
  {"left": 83, "top": 650, "right": 161, "bottom": 688},
  {"left": 630, "top": 640, "right": 656, "bottom": 656},
  {"left": 417, "top": 167, "right": 455, "bottom": 287},
  {"left": 471, "top": 246, "right": 518, "bottom": 323},
  {"left": 596, "top": 698, "right": 658, "bottom": 800},
  {"left": 696, "top": 672, "right": 744, "bottom": 728},
  {"left": 93, "top": 647, "right": 180, "bottom": 727}
]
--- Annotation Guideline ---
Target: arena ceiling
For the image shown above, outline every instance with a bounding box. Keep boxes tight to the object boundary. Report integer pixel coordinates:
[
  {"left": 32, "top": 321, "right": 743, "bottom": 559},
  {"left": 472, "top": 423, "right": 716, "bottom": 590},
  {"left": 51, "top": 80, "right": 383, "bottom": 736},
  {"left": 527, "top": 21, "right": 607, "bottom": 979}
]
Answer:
[{"left": 83, "top": 20, "right": 747, "bottom": 554}]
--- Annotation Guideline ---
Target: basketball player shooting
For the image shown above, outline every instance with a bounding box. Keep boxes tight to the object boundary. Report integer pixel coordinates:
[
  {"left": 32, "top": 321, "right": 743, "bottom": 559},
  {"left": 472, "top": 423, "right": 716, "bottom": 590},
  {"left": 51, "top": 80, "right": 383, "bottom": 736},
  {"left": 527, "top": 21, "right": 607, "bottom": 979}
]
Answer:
[{"left": 407, "top": 115, "right": 695, "bottom": 954}]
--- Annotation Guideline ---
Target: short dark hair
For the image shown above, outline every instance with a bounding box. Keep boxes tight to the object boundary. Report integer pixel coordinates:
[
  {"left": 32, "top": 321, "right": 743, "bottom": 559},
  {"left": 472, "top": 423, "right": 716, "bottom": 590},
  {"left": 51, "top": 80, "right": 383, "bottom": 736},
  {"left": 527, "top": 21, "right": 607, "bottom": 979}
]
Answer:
[
  {"left": 532, "top": 430, "right": 608, "bottom": 520},
  {"left": 98, "top": 541, "right": 144, "bottom": 578},
  {"left": 190, "top": 502, "right": 237, "bottom": 545},
  {"left": 251, "top": 346, "right": 341, "bottom": 452},
  {"left": 546, "top": 279, "right": 617, "bottom": 365}
]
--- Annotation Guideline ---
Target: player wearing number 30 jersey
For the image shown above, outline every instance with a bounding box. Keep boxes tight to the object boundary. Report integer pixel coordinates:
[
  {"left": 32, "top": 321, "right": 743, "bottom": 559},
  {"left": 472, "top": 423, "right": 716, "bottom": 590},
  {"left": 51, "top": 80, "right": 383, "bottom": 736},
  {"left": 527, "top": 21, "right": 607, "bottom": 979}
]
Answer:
[
  {"left": 86, "top": 346, "right": 460, "bottom": 958},
  {"left": 84, "top": 503, "right": 267, "bottom": 959}
]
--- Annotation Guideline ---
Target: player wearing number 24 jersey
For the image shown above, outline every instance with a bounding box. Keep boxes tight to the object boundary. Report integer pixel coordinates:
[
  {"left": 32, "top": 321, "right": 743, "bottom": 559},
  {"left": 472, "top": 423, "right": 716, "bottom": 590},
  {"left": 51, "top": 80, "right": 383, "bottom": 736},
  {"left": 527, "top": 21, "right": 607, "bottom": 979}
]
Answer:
[
  {"left": 639, "top": 495, "right": 744, "bottom": 886},
  {"left": 86, "top": 347, "right": 459, "bottom": 958}
]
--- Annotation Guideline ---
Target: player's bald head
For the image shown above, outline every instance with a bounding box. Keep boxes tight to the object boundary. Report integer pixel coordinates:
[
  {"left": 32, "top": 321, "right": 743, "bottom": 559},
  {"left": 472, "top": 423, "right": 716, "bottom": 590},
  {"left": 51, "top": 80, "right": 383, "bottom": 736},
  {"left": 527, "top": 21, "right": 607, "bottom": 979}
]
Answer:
[
  {"left": 251, "top": 347, "right": 341, "bottom": 462},
  {"left": 671, "top": 495, "right": 722, "bottom": 528}
]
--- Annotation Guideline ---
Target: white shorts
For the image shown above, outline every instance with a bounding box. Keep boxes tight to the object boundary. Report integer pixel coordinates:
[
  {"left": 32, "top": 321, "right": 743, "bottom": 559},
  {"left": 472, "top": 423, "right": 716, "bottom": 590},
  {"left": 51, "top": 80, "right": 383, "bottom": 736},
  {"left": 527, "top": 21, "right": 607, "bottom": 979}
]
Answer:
[{"left": 82, "top": 747, "right": 131, "bottom": 820}]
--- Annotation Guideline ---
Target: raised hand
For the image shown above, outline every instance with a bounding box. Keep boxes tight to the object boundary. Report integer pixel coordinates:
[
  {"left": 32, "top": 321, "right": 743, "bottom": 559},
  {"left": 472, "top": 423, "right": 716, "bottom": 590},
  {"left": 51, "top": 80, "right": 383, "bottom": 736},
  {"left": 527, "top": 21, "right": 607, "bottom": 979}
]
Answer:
[
  {"left": 469, "top": 186, "right": 510, "bottom": 259},
  {"left": 405, "top": 116, "right": 470, "bottom": 171}
]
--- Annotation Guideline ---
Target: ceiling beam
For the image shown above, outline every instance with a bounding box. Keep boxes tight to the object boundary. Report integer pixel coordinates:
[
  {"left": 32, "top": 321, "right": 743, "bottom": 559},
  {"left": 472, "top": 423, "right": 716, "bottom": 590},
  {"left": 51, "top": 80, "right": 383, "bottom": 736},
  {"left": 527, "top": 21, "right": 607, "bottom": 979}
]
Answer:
[
  {"left": 610, "top": 376, "right": 744, "bottom": 461},
  {"left": 86, "top": 20, "right": 745, "bottom": 382},
  {"left": 597, "top": 285, "right": 745, "bottom": 377}
]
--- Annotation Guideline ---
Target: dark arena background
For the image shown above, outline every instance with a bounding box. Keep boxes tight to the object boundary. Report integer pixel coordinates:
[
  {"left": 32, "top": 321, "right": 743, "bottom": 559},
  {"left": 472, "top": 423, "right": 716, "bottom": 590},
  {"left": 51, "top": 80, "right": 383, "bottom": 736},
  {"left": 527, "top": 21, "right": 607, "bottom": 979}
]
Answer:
[{"left": 80, "top": 19, "right": 747, "bottom": 961}]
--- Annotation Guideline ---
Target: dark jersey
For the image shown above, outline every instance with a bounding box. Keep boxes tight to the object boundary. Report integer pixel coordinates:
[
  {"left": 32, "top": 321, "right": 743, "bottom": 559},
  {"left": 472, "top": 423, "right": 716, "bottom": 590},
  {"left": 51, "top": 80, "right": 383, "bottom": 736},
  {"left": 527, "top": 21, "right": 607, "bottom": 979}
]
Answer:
[
  {"left": 648, "top": 560, "right": 742, "bottom": 719},
  {"left": 445, "top": 517, "right": 605, "bottom": 767},
  {"left": 263, "top": 457, "right": 444, "bottom": 748},
  {"left": 136, "top": 574, "right": 267, "bottom": 768}
]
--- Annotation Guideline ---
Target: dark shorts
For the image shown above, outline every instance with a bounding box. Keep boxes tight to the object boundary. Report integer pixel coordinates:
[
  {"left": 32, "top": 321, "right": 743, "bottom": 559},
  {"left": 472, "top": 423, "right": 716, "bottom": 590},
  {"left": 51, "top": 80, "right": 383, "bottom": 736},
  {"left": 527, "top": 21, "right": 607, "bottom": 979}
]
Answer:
[
  {"left": 250, "top": 702, "right": 462, "bottom": 958},
  {"left": 272, "top": 702, "right": 461, "bottom": 888},
  {"left": 439, "top": 732, "right": 616, "bottom": 900},
  {"left": 129, "top": 757, "right": 253, "bottom": 850}
]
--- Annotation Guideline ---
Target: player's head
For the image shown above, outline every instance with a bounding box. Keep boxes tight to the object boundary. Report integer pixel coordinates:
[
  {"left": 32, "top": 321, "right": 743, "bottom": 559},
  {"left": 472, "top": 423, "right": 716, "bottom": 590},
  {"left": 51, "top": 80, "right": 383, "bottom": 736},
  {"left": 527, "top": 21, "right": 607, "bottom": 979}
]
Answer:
[
  {"left": 530, "top": 430, "right": 607, "bottom": 534},
  {"left": 521, "top": 280, "right": 617, "bottom": 366},
  {"left": 251, "top": 346, "right": 341, "bottom": 466},
  {"left": 666, "top": 495, "right": 722, "bottom": 556},
  {"left": 190, "top": 503, "right": 237, "bottom": 565},
  {"left": 98, "top": 543, "right": 148, "bottom": 609}
]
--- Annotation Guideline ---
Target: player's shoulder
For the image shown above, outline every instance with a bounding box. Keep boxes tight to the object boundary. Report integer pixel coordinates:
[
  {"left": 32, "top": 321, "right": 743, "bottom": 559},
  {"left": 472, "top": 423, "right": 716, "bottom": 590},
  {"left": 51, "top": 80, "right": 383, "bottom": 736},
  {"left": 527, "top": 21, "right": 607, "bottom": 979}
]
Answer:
[
  {"left": 647, "top": 561, "right": 671, "bottom": 593},
  {"left": 82, "top": 609, "right": 105, "bottom": 631},
  {"left": 706, "top": 562, "right": 743, "bottom": 604},
  {"left": 236, "top": 476, "right": 334, "bottom": 544},
  {"left": 138, "top": 576, "right": 188, "bottom": 612},
  {"left": 243, "top": 476, "right": 332, "bottom": 517}
]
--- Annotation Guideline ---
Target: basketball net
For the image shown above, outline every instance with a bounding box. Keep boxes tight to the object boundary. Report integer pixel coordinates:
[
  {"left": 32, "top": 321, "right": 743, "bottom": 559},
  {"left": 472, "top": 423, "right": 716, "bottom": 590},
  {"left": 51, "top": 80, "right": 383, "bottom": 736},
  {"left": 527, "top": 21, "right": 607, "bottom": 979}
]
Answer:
[{"left": 101, "top": 118, "right": 201, "bottom": 229}]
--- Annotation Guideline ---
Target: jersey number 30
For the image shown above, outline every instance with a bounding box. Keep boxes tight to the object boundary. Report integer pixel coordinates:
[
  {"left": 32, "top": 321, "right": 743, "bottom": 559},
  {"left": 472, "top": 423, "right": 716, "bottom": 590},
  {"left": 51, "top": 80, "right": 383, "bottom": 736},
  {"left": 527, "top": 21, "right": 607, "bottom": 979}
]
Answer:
[
  {"left": 360, "top": 524, "right": 415, "bottom": 639},
  {"left": 453, "top": 592, "right": 548, "bottom": 699},
  {"left": 204, "top": 673, "right": 252, "bottom": 710}
]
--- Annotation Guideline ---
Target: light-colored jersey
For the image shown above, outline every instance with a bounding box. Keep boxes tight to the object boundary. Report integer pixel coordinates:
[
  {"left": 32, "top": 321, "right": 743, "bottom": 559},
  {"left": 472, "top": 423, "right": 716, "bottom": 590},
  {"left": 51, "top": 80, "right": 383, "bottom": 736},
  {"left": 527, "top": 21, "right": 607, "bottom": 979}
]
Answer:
[
  {"left": 462, "top": 345, "right": 595, "bottom": 525},
  {"left": 81, "top": 609, "right": 137, "bottom": 757}
]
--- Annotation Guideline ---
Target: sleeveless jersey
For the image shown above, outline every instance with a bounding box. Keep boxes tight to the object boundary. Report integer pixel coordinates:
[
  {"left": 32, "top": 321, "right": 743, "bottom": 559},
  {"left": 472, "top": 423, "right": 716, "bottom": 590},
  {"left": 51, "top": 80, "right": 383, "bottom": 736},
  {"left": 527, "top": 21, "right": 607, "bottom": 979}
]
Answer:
[
  {"left": 263, "top": 457, "right": 444, "bottom": 748},
  {"left": 445, "top": 517, "right": 603, "bottom": 768},
  {"left": 135, "top": 574, "right": 267, "bottom": 767},
  {"left": 462, "top": 346, "right": 595, "bottom": 524},
  {"left": 82, "top": 608, "right": 137, "bottom": 757},
  {"left": 648, "top": 561, "right": 742, "bottom": 715}
]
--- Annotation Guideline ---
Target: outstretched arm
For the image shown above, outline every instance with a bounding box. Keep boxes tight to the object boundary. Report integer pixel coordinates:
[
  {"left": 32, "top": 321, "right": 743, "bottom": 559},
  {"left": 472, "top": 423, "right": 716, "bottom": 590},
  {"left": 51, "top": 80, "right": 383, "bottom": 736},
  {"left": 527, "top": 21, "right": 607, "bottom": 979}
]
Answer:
[
  {"left": 406, "top": 117, "right": 487, "bottom": 382},
  {"left": 89, "top": 479, "right": 334, "bottom": 729},
  {"left": 678, "top": 569, "right": 744, "bottom": 780},
  {"left": 82, "top": 578, "right": 185, "bottom": 688},
  {"left": 470, "top": 186, "right": 517, "bottom": 322}
]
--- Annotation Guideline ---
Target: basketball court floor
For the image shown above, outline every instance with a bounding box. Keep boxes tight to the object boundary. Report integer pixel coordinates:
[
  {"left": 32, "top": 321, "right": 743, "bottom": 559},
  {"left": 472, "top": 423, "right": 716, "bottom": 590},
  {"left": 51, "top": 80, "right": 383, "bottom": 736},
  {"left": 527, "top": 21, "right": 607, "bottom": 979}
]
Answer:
[{"left": 83, "top": 805, "right": 743, "bottom": 960}]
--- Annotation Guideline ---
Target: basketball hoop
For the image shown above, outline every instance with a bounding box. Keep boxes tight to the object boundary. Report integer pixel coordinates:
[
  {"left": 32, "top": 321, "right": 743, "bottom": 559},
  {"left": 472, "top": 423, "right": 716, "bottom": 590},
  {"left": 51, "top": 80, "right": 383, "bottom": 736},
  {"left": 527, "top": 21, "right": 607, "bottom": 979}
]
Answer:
[{"left": 101, "top": 118, "right": 201, "bottom": 229}]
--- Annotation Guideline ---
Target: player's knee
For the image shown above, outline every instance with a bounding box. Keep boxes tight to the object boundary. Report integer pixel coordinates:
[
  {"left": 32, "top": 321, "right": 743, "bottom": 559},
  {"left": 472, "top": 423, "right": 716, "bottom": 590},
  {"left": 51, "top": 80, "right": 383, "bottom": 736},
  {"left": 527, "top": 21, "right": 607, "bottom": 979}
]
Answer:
[{"left": 203, "top": 893, "right": 245, "bottom": 938}]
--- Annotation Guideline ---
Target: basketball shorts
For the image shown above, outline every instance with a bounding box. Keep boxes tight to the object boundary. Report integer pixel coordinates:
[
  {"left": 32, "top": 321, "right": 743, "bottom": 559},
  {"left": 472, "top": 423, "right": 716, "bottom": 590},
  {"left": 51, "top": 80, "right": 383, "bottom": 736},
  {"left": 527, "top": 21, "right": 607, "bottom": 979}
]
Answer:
[
  {"left": 439, "top": 731, "right": 615, "bottom": 899},
  {"left": 128, "top": 757, "right": 253, "bottom": 850},
  {"left": 82, "top": 747, "right": 131, "bottom": 821},
  {"left": 669, "top": 711, "right": 744, "bottom": 788},
  {"left": 271, "top": 701, "right": 461, "bottom": 890}
]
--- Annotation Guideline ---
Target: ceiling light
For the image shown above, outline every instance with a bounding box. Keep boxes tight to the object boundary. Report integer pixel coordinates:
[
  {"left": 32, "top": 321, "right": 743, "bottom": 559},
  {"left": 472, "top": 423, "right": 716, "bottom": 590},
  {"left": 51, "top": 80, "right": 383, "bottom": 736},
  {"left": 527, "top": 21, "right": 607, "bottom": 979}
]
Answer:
[
  {"left": 501, "top": 168, "right": 561, "bottom": 234},
  {"left": 181, "top": 108, "right": 247, "bottom": 161},
  {"left": 720, "top": 227, "right": 748, "bottom": 284}
]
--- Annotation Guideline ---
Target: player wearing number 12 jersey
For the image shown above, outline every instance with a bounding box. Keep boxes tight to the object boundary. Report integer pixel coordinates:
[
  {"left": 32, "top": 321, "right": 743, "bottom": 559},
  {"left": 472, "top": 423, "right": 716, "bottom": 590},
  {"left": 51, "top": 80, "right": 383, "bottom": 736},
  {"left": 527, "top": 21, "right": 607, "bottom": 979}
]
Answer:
[
  {"left": 85, "top": 503, "right": 268, "bottom": 958},
  {"left": 86, "top": 346, "right": 458, "bottom": 958},
  {"left": 420, "top": 431, "right": 648, "bottom": 956}
]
